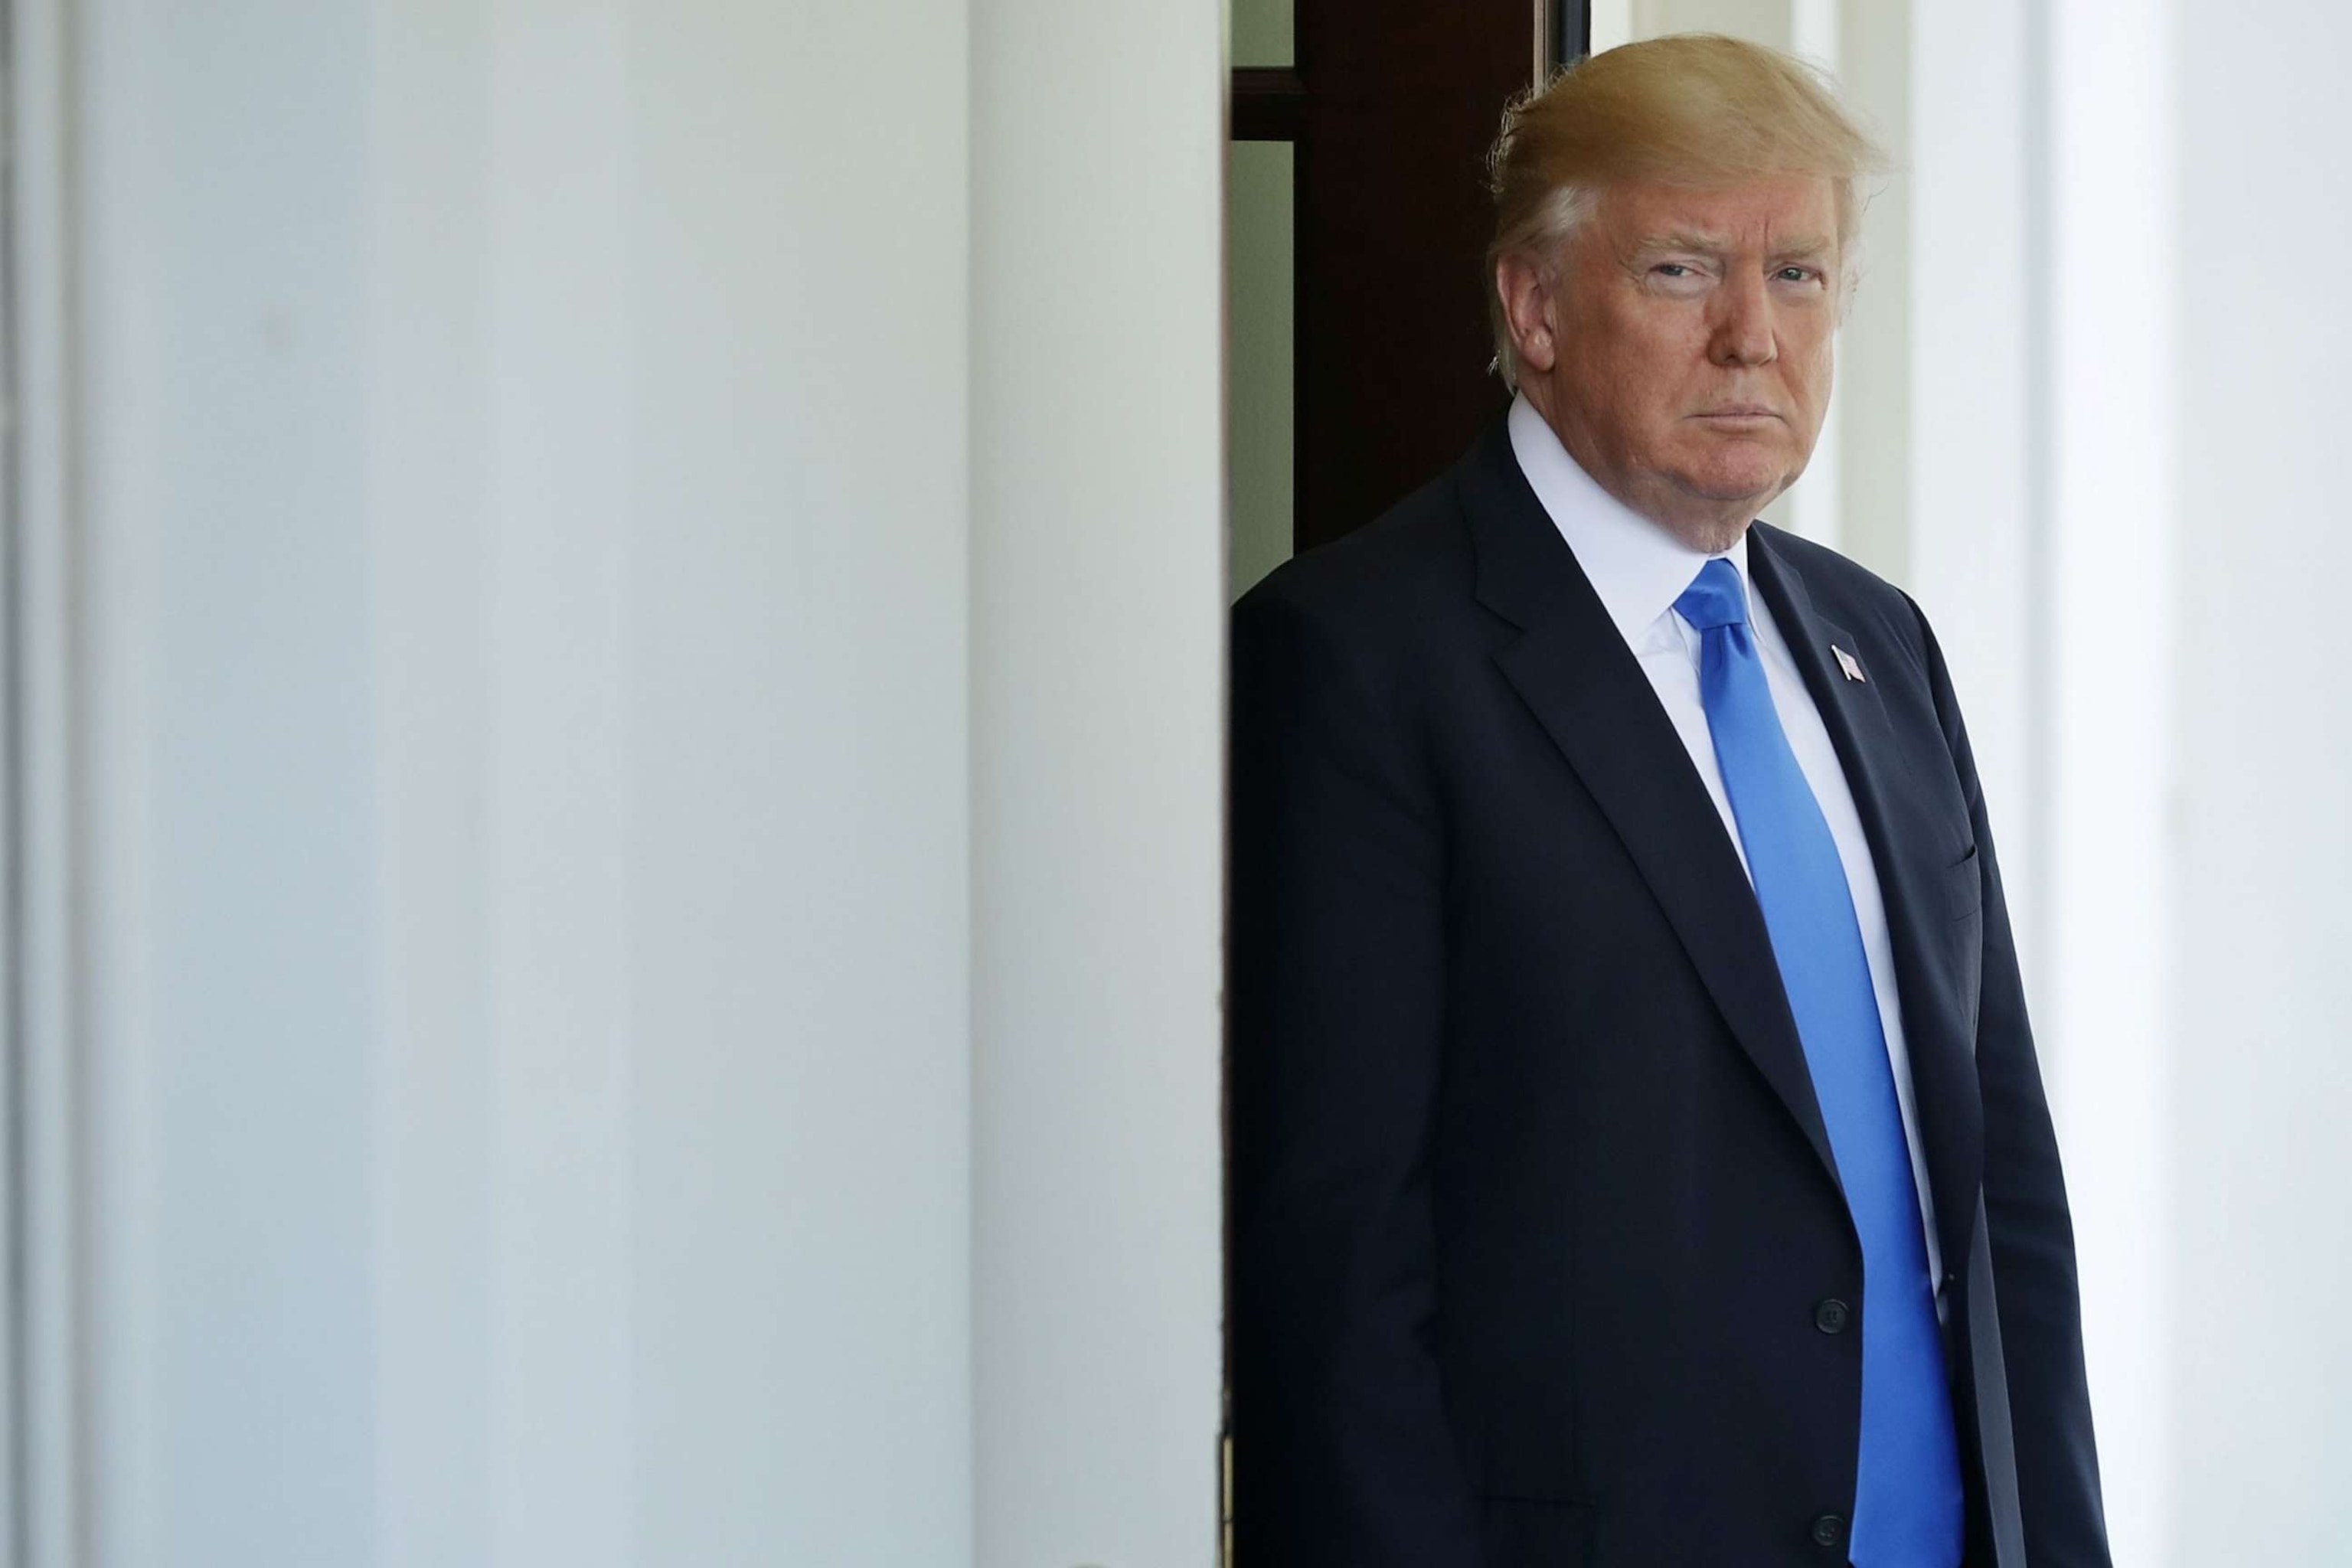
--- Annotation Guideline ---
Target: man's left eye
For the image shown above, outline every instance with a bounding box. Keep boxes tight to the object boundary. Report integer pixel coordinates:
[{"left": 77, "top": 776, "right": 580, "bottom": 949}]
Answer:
[{"left": 1776, "top": 267, "right": 1817, "bottom": 283}]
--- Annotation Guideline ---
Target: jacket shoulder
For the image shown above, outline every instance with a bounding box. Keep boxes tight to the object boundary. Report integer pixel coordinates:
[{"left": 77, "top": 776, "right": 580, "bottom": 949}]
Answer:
[{"left": 1754, "top": 521, "right": 1935, "bottom": 671}]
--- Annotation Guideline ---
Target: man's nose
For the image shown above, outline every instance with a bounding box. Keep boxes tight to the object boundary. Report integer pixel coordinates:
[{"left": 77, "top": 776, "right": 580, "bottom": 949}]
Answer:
[{"left": 1709, "top": 274, "right": 1778, "bottom": 367}]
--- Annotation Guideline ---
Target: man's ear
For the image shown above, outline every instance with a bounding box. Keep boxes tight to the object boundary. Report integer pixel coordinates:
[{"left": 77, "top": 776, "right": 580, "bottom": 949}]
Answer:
[{"left": 1495, "top": 251, "right": 1559, "bottom": 377}]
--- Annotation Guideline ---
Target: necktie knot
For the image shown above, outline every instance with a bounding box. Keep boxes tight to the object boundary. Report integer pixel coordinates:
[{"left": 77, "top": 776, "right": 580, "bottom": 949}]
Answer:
[{"left": 1673, "top": 557, "right": 1749, "bottom": 632}]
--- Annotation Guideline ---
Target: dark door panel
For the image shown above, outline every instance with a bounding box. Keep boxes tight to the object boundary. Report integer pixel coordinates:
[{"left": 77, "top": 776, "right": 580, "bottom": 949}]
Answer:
[{"left": 1233, "top": 3, "right": 1589, "bottom": 554}]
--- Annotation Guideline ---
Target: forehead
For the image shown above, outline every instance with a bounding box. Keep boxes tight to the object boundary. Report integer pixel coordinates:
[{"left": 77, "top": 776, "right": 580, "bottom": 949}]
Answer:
[{"left": 1593, "top": 175, "right": 1840, "bottom": 250}]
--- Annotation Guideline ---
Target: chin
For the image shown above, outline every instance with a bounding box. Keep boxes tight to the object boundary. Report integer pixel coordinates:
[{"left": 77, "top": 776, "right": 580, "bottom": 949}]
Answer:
[
  {"left": 1681, "top": 466, "right": 1787, "bottom": 511},
  {"left": 1669, "top": 436, "right": 1795, "bottom": 501}
]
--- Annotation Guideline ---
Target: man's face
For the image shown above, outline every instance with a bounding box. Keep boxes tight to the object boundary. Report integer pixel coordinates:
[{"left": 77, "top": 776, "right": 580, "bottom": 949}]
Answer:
[{"left": 1511, "top": 175, "right": 1842, "bottom": 551}]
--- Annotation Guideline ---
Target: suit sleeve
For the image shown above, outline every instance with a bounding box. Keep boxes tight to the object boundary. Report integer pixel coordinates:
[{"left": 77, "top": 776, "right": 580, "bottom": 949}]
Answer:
[
  {"left": 1228, "top": 580, "right": 1485, "bottom": 1566},
  {"left": 1910, "top": 597, "right": 2112, "bottom": 1566}
]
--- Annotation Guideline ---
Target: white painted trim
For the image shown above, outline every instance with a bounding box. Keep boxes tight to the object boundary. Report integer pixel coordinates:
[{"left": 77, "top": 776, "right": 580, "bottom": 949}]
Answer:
[
  {"left": 1791, "top": 0, "right": 1838, "bottom": 67},
  {"left": 1589, "top": 0, "right": 1634, "bottom": 53},
  {"left": 8, "top": 0, "right": 91, "bottom": 1557}
]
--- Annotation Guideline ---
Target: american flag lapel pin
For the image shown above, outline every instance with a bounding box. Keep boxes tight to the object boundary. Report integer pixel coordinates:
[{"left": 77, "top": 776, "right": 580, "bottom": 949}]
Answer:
[{"left": 1832, "top": 644, "right": 1867, "bottom": 684}]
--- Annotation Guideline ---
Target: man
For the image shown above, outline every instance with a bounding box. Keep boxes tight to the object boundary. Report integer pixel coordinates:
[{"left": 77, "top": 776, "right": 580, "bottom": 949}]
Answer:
[{"left": 1230, "top": 34, "right": 2108, "bottom": 1567}]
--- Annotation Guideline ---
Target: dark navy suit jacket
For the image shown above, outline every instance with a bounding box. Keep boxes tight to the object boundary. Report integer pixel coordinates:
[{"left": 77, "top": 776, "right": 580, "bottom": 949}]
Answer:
[{"left": 1229, "top": 422, "right": 2109, "bottom": 1566}]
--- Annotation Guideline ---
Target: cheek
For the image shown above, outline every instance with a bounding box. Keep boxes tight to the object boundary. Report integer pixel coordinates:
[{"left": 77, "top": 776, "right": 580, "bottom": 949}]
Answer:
[
  {"left": 1603, "top": 327, "right": 1701, "bottom": 413},
  {"left": 1804, "top": 364, "right": 1834, "bottom": 423},
  {"left": 1565, "top": 299, "right": 1712, "bottom": 449},
  {"left": 1785, "top": 324, "right": 1835, "bottom": 398},
  {"left": 1588, "top": 363, "right": 1687, "bottom": 454}
]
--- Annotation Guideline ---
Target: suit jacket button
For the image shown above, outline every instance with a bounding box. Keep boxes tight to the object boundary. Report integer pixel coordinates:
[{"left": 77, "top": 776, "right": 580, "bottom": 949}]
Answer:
[
  {"left": 1813, "top": 1298, "right": 1851, "bottom": 1334},
  {"left": 1811, "top": 1513, "right": 1847, "bottom": 1550}
]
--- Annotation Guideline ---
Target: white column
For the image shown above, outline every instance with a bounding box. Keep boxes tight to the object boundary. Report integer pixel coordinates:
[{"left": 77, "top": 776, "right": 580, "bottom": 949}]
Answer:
[
  {"left": 1785, "top": 0, "right": 1842, "bottom": 553},
  {"left": 76, "top": 2, "right": 380, "bottom": 1562},
  {"left": 2043, "top": 0, "right": 2177, "bottom": 1561},
  {"left": 621, "top": 2, "right": 974, "bottom": 1560},
  {"left": 1589, "top": 0, "right": 1635, "bottom": 52},
  {"left": 969, "top": 0, "right": 1226, "bottom": 1563},
  {"left": 1831, "top": 0, "right": 1910, "bottom": 583},
  {"left": 64, "top": 1, "right": 979, "bottom": 1563},
  {"left": 364, "top": 2, "right": 498, "bottom": 1559},
  {"left": 481, "top": 7, "right": 637, "bottom": 1563},
  {"left": 2162, "top": 1, "right": 2352, "bottom": 1561},
  {"left": 1631, "top": 0, "right": 1790, "bottom": 44},
  {"left": 1904, "top": 0, "right": 2037, "bottom": 954}
]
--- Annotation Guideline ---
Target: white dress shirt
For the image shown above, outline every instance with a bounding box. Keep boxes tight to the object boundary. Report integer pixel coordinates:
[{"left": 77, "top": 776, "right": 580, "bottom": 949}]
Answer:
[{"left": 1507, "top": 395, "right": 1945, "bottom": 1296}]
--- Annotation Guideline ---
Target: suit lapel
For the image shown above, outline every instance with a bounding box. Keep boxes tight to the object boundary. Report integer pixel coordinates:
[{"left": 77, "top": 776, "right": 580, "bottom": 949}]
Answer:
[
  {"left": 1746, "top": 528, "right": 1985, "bottom": 1269},
  {"left": 1459, "top": 429, "right": 1844, "bottom": 1197}
]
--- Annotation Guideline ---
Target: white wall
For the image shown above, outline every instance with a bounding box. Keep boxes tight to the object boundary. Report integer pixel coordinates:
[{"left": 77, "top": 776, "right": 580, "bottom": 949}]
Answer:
[{"left": 24, "top": 0, "right": 1219, "bottom": 1560}]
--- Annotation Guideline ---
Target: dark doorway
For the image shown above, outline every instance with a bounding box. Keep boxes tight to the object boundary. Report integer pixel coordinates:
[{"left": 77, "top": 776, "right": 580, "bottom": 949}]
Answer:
[{"left": 1228, "top": 1, "right": 1591, "bottom": 599}]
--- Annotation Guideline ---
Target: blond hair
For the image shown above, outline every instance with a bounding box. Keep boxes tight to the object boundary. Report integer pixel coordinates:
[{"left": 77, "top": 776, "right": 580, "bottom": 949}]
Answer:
[{"left": 1484, "top": 34, "right": 1887, "bottom": 388}]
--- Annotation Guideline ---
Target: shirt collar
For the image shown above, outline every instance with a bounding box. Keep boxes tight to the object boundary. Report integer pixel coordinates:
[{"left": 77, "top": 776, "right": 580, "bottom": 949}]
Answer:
[{"left": 1505, "top": 393, "right": 1750, "bottom": 647}]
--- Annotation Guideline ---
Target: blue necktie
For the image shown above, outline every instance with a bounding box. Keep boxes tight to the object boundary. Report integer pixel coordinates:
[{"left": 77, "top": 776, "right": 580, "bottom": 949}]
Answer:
[{"left": 1674, "top": 559, "right": 1962, "bottom": 1567}]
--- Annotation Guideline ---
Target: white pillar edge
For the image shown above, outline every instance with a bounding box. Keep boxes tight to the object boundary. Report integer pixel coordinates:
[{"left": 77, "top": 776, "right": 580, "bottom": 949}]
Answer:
[{"left": 8, "top": 0, "right": 92, "bottom": 1560}]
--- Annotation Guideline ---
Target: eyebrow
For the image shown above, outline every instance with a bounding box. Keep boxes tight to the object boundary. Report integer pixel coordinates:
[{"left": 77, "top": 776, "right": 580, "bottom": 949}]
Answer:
[{"left": 1633, "top": 231, "right": 1837, "bottom": 260}]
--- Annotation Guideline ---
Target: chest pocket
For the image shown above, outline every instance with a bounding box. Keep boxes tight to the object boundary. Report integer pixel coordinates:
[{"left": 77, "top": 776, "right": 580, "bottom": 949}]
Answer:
[
  {"left": 1945, "top": 843, "right": 1982, "bottom": 922},
  {"left": 1944, "top": 844, "right": 1984, "bottom": 1042}
]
